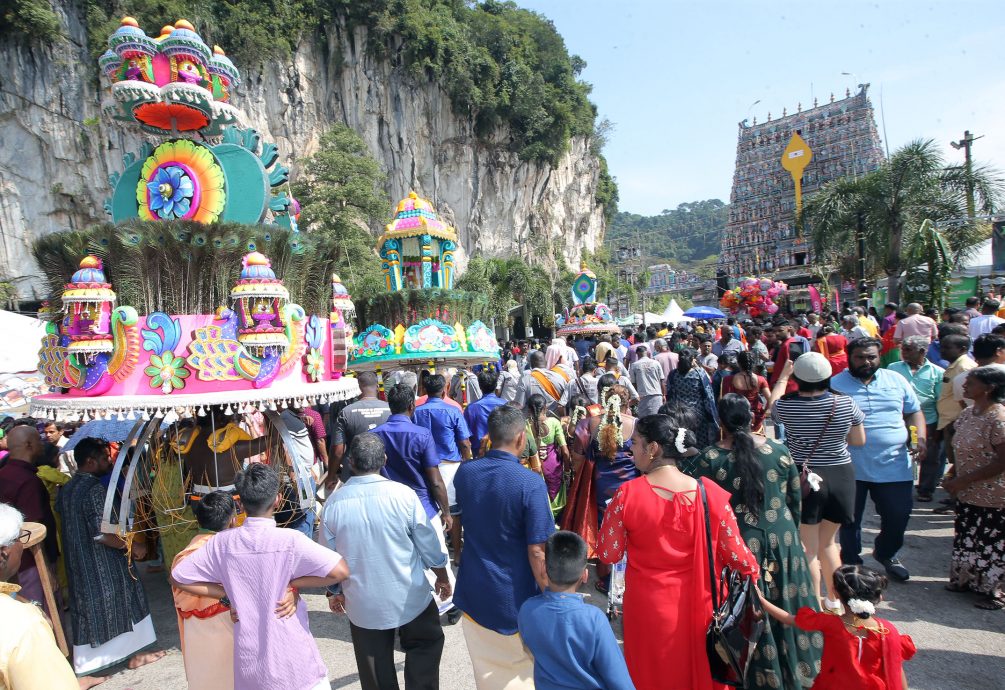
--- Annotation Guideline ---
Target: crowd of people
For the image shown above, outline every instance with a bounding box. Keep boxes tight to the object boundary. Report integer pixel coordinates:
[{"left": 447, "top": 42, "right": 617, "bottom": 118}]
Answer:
[{"left": 3, "top": 295, "right": 1005, "bottom": 689}]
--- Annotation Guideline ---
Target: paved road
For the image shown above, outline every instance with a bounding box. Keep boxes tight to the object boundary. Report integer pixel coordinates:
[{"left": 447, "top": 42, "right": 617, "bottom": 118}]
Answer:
[{"left": 97, "top": 491, "right": 1003, "bottom": 689}]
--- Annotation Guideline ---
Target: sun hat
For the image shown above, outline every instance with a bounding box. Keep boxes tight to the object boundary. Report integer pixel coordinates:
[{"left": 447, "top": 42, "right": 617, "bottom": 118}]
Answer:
[{"left": 792, "top": 352, "right": 832, "bottom": 383}]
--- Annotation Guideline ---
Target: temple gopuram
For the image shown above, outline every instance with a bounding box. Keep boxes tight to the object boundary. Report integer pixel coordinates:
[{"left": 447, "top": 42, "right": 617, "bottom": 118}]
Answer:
[{"left": 719, "top": 85, "right": 884, "bottom": 287}]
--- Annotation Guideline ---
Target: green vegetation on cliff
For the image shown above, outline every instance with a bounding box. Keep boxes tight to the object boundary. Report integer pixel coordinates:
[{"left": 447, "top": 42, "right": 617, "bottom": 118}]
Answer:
[
  {"left": 606, "top": 200, "right": 728, "bottom": 272},
  {"left": 68, "top": 0, "right": 607, "bottom": 170}
]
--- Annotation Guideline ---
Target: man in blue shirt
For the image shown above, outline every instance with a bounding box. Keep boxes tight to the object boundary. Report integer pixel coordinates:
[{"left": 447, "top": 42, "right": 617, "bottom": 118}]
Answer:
[
  {"left": 463, "top": 368, "right": 506, "bottom": 457},
  {"left": 454, "top": 406, "right": 555, "bottom": 688},
  {"left": 414, "top": 373, "right": 472, "bottom": 559},
  {"left": 372, "top": 384, "right": 455, "bottom": 614},
  {"left": 831, "top": 338, "right": 926, "bottom": 581},
  {"left": 518, "top": 531, "right": 634, "bottom": 690},
  {"left": 320, "top": 433, "right": 451, "bottom": 690}
]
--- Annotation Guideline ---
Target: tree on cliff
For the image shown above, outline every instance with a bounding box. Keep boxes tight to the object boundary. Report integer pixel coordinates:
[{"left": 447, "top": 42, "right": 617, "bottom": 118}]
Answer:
[{"left": 293, "top": 124, "right": 389, "bottom": 305}]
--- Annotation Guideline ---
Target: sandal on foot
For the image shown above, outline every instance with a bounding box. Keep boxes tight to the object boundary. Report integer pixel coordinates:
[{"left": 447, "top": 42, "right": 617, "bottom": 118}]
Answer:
[
  {"left": 975, "top": 597, "right": 1005, "bottom": 611},
  {"left": 594, "top": 579, "right": 609, "bottom": 595}
]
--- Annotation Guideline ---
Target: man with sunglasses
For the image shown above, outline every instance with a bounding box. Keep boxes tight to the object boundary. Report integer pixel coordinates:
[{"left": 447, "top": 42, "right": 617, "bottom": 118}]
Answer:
[{"left": 0, "top": 502, "right": 78, "bottom": 688}]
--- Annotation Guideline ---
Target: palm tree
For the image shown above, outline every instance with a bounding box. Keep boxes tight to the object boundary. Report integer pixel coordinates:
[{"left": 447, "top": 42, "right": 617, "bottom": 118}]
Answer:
[{"left": 801, "top": 139, "right": 1002, "bottom": 304}]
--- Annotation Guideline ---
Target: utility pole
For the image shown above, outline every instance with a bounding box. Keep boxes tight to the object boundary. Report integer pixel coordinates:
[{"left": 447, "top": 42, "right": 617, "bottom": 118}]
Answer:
[
  {"left": 951, "top": 130, "right": 983, "bottom": 219},
  {"left": 856, "top": 211, "right": 868, "bottom": 307}
]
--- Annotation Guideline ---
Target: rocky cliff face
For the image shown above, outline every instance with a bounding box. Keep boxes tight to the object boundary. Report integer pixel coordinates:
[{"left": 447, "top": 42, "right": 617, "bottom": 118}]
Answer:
[{"left": 0, "top": 3, "right": 607, "bottom": 301}]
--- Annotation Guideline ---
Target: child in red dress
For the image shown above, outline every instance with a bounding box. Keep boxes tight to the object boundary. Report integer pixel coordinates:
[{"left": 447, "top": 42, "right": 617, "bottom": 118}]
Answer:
[{"left": 760, "top": 565, "right": 916, "bottom": 689}]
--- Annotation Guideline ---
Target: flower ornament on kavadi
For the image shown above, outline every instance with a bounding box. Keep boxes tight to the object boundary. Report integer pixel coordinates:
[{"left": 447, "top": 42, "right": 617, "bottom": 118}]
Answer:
[
  {"left": 145, "top": 351, "right": 191, "bottom": 393},
  {"left": 147, "top": 165, "right": 195, "bottom": 219}
]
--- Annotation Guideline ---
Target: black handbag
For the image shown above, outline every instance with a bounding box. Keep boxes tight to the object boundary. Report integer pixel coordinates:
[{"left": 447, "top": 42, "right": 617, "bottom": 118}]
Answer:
[{"left": 699, "top": 479, "right": 765, "bottom": 687}]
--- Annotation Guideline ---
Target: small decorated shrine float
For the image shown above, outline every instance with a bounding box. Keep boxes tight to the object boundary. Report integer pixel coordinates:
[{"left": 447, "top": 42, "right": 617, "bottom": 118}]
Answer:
[
  {"left": 348, "top": 193, "right": 501, "bottom": 379},
  {"left": 555, "top": 263, "right": 620, "bottom": 337}
]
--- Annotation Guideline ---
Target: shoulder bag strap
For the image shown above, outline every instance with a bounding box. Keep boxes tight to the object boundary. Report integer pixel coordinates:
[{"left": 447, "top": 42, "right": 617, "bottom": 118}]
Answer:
[
  {"left": 804, "top": 395, "right": 838, "bottom": 463},
  {"left": 698, "top": 478, "right": 720, "bottom": 619}
]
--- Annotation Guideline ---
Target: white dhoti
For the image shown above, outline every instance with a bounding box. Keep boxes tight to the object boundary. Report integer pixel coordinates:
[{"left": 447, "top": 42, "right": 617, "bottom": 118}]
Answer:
[
  {"left": 180, "top": 612, "right": 235, "bottom": 690},
  {"left": 73, "top": 614, "right": 157, "bottom": 675},
  {"left": 427, "top": 513, "right": 457, "bottom": 614},
  {"left": 461, "top": 615, "right": 535, "bottom": 690}
]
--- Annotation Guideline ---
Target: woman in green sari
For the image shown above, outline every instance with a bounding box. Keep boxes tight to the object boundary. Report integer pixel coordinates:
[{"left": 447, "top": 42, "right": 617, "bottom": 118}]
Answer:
[{"left": 693, "top": 393, "right": 822, "bottom": 689}]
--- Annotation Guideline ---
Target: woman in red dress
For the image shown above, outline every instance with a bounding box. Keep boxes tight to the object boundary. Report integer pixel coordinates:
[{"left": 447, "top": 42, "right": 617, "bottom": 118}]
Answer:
[{"left": 599, "top": 415, "right": 759, "bottom": 690}]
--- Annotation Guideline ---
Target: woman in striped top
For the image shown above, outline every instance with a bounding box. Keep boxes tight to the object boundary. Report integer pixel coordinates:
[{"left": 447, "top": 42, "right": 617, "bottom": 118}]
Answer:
[{"left": 770, "top": 353, "right": 866, "bottom": 610}]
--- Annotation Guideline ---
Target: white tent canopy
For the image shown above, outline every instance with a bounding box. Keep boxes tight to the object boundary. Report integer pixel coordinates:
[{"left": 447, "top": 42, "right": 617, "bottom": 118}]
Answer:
[
  {"left": 660, "top": 299, "right": 693, "bottom": 324},
  {"left": 0, "top": 310, "right": 46, "bottom": 374}
]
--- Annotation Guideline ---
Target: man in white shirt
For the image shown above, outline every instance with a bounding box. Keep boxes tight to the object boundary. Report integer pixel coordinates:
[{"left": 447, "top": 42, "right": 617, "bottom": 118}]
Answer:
[
  {"left": 840, "top": 315, "right": 870, "bottom": 343},
  {"left": 968, "top": 299, "right": 1005, "bottom": 341},
  {"left": 711, "top": 327, "right": 746, "bottom": 357},
  {"left": 629, "top": 346, "right": 666, "bottom": 416},
  {"left": 698, "top": 338, "right": 718, "bottom": 376},
  {"left": 43, "top": 422, "right": 75, "bottom": 474}
]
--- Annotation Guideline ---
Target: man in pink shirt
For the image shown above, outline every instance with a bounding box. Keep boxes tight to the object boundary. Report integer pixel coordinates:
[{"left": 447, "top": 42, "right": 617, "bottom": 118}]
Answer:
[
  {"left": 172, "top": 463, "right": 349, "bottom": 690},
  {"left": 653, "top": 338, "right": 679, "bottom": 378},
  {"left": 893, "top": 302, "right": 938, "bottom": 344}
]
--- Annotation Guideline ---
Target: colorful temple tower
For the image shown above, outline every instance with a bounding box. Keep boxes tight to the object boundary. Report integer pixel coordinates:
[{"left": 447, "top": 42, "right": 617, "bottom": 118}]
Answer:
[{"left": 719, "top": 85, "right": 884, "bottom": 287}]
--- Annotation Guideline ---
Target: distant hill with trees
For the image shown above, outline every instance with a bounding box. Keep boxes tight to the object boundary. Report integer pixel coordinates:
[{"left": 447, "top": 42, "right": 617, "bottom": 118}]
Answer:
[{"left": 606, "top": 199, "right": 728, "bottom": 275}]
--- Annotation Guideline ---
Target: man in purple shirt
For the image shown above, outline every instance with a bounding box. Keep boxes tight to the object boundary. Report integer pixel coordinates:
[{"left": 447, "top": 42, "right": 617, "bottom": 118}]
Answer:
[
  {"left": 463, "top": 368, "right": 506, "bottom": 456},
  {"left": 172, "top": 463, "right": 348, "bottom": 690},
  {"left": 880, "top": 302, "right": 898, "bottom": 335},
  {"left": 0, "top": 426, "right": 60, "bottom": 608}
]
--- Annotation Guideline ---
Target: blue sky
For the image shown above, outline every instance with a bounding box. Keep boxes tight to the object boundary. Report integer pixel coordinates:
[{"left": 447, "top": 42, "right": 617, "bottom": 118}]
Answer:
[{"left": 517, "top": 0, "right": 1005, "bottom": 216}]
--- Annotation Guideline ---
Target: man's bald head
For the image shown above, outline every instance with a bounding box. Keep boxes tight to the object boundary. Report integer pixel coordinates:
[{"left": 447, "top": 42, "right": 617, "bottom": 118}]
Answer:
[
  {"left": 906, "top": 303, "right": 923, "bottom": 315},
  {"left": 6, "top": 425, "right": 43, "bottom": 462}
]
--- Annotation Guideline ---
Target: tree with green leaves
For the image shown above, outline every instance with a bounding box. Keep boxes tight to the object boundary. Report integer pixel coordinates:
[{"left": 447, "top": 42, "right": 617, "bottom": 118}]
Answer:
[
  {"left": 293, "top": 124, "right": 390, "bottom": 307},
  {"left": 802, "top": 139, "right": 1001, "bottom": 304}
]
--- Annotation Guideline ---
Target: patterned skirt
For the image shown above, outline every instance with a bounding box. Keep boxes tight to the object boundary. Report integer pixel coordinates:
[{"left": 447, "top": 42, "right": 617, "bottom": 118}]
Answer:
[
  {"left": 743, "top": 525, "right": 822, "bottom": 688},
  {"left": 950, "top": 501, "right": 1005, "bottom": 599}
]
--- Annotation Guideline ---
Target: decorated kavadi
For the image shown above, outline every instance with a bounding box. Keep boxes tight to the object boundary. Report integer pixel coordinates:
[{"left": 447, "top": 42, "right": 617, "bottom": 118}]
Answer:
[
  {"left": 348, "top": 192, "right": 500, "bottom": 374},
  {"left": 29, "top": 17, "right": 359, "bottom": 544},
  {"left": 555, "top": 262, "right": 620, "bottom": 337}
]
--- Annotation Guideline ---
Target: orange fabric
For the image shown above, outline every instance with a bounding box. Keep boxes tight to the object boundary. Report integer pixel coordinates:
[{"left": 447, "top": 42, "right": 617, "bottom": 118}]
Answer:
[
  {"left": 531, "top": 370, "right": 562, "bottom": 402},
  {"left": 559, "top": 457, "right": 598, "bottom": 558},
  {"left": 598, "top": 477, "right": 759, "bottom": 690},
  {"left": 171, "top": 533, "right": 228, "bottom": 651}
]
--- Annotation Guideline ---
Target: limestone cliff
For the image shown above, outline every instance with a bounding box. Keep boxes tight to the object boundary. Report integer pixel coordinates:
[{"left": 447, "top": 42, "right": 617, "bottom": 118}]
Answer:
[{"left": 0, "top": 4, "right": 607, "bottom": 300}]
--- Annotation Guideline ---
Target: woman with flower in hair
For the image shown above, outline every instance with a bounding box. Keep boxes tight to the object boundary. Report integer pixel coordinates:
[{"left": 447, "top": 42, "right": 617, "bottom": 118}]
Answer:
[
  {"left": 599, "top": 414, "right": 759, "bottom": 689},
  {"left": 585, "top": 384, "right": 639, "bottom": 590},
  {"left": 760, "top": 564, "right": 916, "bottom": 690}
]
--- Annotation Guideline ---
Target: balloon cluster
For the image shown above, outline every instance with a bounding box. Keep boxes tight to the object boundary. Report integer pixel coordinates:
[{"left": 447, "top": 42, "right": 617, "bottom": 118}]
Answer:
[{"left": 719, "top": 276, "right": 788, "bottom": 317}]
